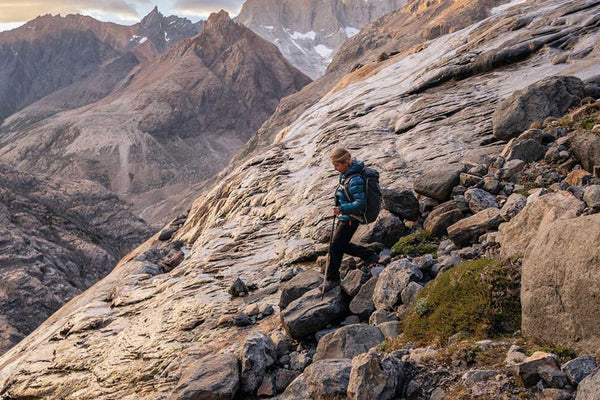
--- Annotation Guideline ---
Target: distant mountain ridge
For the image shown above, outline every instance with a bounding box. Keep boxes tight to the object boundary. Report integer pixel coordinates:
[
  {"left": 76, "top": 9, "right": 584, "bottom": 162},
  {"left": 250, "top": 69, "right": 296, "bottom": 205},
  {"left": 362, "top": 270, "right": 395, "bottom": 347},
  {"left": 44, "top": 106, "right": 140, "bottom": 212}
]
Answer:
[
  {"left": 235, "top": 0, "right": 406, "bottom": 78},
  {"left": 0, "top": 10, "right": 311, "bottom": 226},
  {"left": 0, "top": 8, "right": 203, "bottom": 123}
]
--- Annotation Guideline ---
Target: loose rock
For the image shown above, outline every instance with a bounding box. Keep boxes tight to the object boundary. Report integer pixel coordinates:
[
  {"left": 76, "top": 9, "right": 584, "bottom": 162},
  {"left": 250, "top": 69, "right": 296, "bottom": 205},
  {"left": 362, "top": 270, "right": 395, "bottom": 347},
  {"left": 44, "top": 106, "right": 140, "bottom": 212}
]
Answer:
[
  {"left": 314, "top": 324, "right": 384, "bottom": 361},
  {"left": 373, "top": 259, "right": 422, "bottom": 310},
  {"left": 281, "top": 286, "right": 348, "bottom": 340}
]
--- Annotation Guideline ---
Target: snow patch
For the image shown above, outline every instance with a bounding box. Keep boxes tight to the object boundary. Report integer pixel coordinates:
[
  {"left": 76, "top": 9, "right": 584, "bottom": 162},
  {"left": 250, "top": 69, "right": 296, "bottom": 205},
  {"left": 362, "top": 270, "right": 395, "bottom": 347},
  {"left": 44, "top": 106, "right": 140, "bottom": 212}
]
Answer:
[
  {"left": 314, "top": 44, "right": 333, "bottom": 59},
  {"left": 345, "top": 27, "right": 359, "bottom": 37},
  {"left": 491, "top": 0, "right": 529, "bottom": 14},
  {"left": 291, "top": 30, "right": 316, "bottom": 40}
]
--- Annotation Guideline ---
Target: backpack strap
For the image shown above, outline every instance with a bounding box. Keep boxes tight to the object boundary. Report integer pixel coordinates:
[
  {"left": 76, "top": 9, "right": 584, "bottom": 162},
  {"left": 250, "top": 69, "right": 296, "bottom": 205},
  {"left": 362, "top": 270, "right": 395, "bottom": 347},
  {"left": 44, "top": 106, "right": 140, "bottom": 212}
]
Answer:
[{"left": 342, "top": 173, "right": 367, "bottom": 223}]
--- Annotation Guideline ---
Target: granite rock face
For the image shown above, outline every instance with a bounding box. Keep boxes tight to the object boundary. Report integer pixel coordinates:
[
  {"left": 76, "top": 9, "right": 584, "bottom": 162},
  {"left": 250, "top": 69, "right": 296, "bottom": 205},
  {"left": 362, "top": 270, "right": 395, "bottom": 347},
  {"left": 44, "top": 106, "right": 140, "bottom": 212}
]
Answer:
[
  {"left": 520, "top": 213, "right": 600, "bottom": 357},
  {"left": 493, "top": 76, "right": 585, "bottom": 141}
]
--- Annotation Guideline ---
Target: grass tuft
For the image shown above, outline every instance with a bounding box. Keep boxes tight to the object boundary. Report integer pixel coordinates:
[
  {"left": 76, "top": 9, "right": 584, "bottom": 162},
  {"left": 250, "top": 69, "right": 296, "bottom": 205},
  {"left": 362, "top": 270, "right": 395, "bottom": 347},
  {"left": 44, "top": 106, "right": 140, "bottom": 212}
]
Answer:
[
  {"left": 392, "top": 231, "right": 439, "bottom": 257},
  {"left": 401, "top": 258, "right": 521, "bottom": 345}
]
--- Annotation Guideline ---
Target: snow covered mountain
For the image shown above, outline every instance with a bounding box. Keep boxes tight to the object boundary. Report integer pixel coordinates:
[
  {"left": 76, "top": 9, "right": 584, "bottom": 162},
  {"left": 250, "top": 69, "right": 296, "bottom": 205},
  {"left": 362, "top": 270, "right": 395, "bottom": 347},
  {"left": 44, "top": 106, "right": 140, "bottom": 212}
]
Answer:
[{"left": 236, "top": 0, "right": 406, "bottom": 78}]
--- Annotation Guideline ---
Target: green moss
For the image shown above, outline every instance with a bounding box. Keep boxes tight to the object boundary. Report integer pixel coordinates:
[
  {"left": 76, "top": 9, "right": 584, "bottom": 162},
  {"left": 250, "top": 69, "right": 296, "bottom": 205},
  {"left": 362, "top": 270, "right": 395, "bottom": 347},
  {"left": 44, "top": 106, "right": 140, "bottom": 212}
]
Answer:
[
  {"left": 402, "top": 258, "right": 521, "bottom": 345},
  {"left": 515, "top": 189, "right": 530, "bottom": 197},
  {"left": 392, "top": 231, "right": 439, "bottom": 257}
]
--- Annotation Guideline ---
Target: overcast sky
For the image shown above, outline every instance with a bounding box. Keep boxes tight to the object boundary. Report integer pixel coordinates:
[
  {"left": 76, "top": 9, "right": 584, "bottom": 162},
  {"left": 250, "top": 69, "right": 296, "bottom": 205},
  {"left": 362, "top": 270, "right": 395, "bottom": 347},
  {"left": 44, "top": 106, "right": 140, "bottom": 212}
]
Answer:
[{"left": 0, "top": 0, "right": 245, "bottom": 31}]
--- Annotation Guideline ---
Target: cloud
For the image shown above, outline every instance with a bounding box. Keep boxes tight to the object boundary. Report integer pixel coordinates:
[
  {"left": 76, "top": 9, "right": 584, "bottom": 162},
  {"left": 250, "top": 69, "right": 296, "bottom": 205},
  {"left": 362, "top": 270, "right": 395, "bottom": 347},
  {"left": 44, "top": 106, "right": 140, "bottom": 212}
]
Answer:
[
  {"left": 0, "top": 0, "right": 150, "bottom": 23},
  {"left": 172, "top": 0, "right": 244, "bottom": 17}
]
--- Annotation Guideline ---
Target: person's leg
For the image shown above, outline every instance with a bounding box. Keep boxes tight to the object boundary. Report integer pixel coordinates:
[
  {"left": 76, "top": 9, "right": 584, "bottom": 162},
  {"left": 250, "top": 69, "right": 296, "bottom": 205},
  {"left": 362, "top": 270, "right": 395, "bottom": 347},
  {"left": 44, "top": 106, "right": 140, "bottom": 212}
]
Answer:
[
  {"left": 346, "top": 242, "right": 379, "bottom": 264},
  {"left": 327, "top": 220, "right": 358, "bottom": 282}
]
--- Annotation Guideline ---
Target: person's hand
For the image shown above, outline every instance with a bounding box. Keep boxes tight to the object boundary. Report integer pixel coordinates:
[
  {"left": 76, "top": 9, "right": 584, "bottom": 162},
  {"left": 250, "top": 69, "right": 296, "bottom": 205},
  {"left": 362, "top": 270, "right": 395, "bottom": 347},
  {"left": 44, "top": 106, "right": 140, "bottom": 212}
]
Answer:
[{"left": 333, "top": 206, "right": 342, "bottom": 215}]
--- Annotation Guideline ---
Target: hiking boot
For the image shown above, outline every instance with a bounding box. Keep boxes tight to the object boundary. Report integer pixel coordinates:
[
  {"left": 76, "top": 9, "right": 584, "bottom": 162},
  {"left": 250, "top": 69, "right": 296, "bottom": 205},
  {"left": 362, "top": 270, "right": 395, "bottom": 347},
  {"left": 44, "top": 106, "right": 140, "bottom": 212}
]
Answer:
[{"left": 320, "top": 279, "right": 340, "bottom": 292}]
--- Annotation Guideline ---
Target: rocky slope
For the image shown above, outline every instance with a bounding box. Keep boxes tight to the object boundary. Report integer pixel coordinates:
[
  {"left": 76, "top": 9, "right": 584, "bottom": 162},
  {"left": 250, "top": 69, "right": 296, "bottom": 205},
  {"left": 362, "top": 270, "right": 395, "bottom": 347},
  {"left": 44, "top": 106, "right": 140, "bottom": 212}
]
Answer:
[
  {"left": 0, "top": 0, "right": 599, "bottom": 399},
  {"left": 239, "top": 0, "right": 509, "bottom": 159},
  {"left": 0, "top": 163, "right": 152, "bottom": 355},
  {"left": 0, "top": 8, "right": 202, "bottom": 124},
  {"left": 235, "top": 0, "right": 406, "bottom": 79},
  {"left": 0, "top": 11, "right": 310, "bottom": 226}
]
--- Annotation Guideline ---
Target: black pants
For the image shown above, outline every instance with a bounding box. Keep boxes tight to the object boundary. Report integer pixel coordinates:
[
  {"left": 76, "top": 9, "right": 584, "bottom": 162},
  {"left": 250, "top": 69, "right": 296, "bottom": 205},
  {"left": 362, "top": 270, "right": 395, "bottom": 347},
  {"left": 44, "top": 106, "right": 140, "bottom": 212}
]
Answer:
[{"left": 327, "top": 219, "right": 378, "bottom": 282}]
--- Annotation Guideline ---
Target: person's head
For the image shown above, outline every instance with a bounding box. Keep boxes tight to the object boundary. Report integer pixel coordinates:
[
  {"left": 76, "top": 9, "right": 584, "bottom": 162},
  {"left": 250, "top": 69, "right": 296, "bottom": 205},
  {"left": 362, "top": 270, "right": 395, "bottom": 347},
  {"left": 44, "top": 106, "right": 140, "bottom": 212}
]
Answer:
[{"left": 330, "top": 148, "right": 353, "bottom": 174}]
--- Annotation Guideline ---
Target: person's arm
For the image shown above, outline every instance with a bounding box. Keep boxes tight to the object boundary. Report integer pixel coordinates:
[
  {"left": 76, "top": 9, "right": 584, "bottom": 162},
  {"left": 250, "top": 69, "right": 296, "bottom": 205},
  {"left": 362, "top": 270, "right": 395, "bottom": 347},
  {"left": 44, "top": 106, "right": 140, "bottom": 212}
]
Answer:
[{"left": 339, "top": 176, "right": 366, "bottom": 215}]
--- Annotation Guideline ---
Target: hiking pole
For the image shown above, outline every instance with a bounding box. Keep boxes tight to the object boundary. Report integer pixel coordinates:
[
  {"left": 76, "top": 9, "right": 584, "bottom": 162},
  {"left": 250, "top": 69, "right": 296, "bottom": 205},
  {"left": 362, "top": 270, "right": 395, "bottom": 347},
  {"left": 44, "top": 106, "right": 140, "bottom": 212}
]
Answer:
[{"left": 321, "top": 215, "right": 337, "bottom": 300}]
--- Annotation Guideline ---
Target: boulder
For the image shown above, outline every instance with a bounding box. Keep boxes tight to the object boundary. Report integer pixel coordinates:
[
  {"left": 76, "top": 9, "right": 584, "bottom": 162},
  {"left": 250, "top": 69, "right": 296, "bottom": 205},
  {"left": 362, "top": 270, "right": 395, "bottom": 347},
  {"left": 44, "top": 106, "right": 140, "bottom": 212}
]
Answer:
[
  {"left": 279, "top": 271, "right": 323, "bottom": 309},
  {"left": 481, "top": 177, "right": 501, "bottom": 194},
  {"left": 378, "top": 321, "right": 400, "bottom": 340},
  {"left": 521, "top": 213, "right": 600, "bottom": 357},
  {"left": 341, "top": 269, "right": 367, "bottom": 297},
  {"left": 353, "top": 209, "right": 407, "bottom": 248},
  {"left": 462, "top": 370, "right": 498, "bottom": 385},
  {"left": 570, "top": 130, "right": 600, "bottom": 172},
  {"left": 498, "top": 191, "right": 585, "bottom": 259},
  {"left": 565, "top": 169, "right": 592, "bottom": 186},
  {"left": 274, "top": 369, "right": 301, "bottom": 393},
  {"left": 583, "top": 185, "right": 600, "bottom": 210},
  {"left": 382, "top": 188, "right": 420, "bottom": 221},
  {"left": 496, "top": 159, "right": 526, "bottom": 180},
  {"left": 576, "top": 368, "right": 600, "bottom": 400},
  {"left": 314, "top": 324, "right": 384, "bottom": 361},
  {"left": 464, "top": 188, "right": 499, "bottom": 213},
  {"left": 169, "top": 353, "right": 240, "bottom": 400},
  {"left": 510, "top": 352, "right": 560, "bottom": 387},
  {"left": 460, "top": 173, "right": 483, "bottom": 187},
  {"left": 423, "top": 200, "right": 466, "bottom": 236},
  {"left": 303, "top": 359, "right": 352, "bottom": 399},
  {"left": 505, "top": 345, "right": 527, "bottom": 366},
  {"left": 413, "top": 166, "right": 464, "bottom": 201},
  {"left": 369, "top": 309, "right": 398, "bottom": 326},
  {"left": 347, "top": 349, "right": 404, "bottom": 400},
  {"left": 400, "top": 282, "right": 423, "bottom": 306},
  {"left": 447, "top": 208, "right": 503, "bottom": 247},
  {"left": 562, "top": 356, "right": 597, "bottom": 386},
  {"left": 500, "top": 193, "right": 527, "bottom": 221},
  {"left": 240, "top": 332, "right": 277, "bottom": 393},
  {"left": 500, "top": 138, "right": 546, "bottom": 163},
  {"left": 373, "top": 259, "right": 422, "bottom": 310},
  {"left": 493, "top": 76, "right": 585, "bottom": 141},
  {"left": 281, "top": 286, "right": 348, "bottom": 340},
  {"left": 349, "top": 276, "right": 378, "bottom": 318},
  {"left": 280, "top": 375, "right": 309, "bottom": 400}
]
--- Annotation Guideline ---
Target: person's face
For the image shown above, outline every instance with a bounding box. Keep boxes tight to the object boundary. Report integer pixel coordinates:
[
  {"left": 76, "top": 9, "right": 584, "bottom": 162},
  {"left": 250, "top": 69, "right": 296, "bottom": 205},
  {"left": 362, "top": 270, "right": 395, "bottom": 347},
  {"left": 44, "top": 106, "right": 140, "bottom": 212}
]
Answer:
[{"left": 332, "top": 160, "right": 351, "bottom": 174}]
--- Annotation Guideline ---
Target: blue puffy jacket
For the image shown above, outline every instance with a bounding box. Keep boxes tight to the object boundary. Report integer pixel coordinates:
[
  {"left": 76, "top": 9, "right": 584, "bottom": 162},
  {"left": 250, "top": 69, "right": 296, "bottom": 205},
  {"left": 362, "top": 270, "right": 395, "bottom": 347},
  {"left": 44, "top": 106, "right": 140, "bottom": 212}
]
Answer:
[{"left": 335, "top": 160, "right": 366, "bottom": 222}]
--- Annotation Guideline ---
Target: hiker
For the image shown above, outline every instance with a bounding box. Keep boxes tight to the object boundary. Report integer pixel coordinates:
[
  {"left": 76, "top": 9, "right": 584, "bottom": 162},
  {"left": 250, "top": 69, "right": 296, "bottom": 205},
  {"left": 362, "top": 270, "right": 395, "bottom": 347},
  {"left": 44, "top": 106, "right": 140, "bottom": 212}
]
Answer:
[{"left": 322, "top": 148, "right": 380, "bottom": 291}]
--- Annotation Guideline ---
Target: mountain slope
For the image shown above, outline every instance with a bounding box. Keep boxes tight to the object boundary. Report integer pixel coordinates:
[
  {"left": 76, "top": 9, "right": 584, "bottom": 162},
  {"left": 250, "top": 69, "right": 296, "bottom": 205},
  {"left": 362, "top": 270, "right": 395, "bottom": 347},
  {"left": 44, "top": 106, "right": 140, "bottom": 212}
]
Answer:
[
  {"left": 238, "top": 0, "right": 510, "bottom": 160},
  {"left": 0, "top": 163, "right": 152, "bottom": 354},
  {"left": 0, "top": 0, "right": 597, "bottom": 398},
  {"left": 0, "top": 11, "right": 311, "bottom": 226},
  {"left": 236, "top": 0, "right": 406, "bottom": 78},
  {"left": 0, "top": 9, "right": 202, "bottom": 124}
]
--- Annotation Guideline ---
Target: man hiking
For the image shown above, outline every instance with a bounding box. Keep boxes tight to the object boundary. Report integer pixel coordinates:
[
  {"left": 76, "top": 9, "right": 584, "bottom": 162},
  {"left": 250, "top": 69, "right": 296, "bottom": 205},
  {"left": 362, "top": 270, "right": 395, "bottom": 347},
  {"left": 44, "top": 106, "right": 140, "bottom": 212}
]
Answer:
[{"left": 322, "top": 148, "right": 380, "bottom": 291}]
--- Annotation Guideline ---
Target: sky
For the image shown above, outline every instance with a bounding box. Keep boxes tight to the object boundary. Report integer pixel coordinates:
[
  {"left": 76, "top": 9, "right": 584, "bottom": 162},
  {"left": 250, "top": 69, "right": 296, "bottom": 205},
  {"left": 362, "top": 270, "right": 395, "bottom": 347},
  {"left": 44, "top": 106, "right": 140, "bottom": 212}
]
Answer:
[{"left": 0, "top": 0, "right": 246, "bottom": 31}]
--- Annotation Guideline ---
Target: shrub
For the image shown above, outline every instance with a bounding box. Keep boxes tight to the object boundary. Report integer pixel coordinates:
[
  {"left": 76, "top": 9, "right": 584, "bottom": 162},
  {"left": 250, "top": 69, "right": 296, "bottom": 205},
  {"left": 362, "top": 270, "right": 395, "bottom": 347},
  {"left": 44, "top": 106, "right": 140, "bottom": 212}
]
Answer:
[
  {"left": 391, "top": 231, "right": 438, "bottom": 257},
  {"left": 402, "top": 258, "right": 521, "bottom": 345},
  {"left": 378, "top": 52, "right": 389, "bottom": 62}
]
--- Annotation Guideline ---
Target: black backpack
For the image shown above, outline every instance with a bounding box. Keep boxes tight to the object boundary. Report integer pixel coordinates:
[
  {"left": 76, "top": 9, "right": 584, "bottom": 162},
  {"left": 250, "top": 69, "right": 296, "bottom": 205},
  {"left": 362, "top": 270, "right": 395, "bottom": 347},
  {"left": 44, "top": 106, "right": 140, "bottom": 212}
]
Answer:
[{"left": 342, "top": 167, "right": 382, "bottom": 224}]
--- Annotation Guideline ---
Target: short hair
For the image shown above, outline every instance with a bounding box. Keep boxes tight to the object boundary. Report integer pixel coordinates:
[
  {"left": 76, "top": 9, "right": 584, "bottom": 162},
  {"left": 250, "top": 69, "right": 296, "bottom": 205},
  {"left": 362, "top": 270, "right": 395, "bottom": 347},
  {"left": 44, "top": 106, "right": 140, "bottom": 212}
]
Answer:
[{"left": 330, "top": 148, "right": 352, "bottom": 164}]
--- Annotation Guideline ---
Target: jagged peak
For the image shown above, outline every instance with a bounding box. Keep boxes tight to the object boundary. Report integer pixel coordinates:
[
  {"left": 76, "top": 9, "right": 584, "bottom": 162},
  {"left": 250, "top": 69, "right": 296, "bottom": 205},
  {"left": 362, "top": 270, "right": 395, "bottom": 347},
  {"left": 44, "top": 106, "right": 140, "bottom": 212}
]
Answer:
[
  {"left": 141, "top": 6, "right": 164, "bottom": 24},
  {"left": 207, "top": 9, "right": 232, "bottom": 24}
]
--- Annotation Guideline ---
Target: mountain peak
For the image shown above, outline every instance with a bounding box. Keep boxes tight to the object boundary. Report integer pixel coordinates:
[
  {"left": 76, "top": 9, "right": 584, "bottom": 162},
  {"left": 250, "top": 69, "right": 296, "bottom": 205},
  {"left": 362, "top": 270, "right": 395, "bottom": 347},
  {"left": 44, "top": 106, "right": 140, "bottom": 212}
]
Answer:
[
  {"left": 141, "top": 6, "right": 163, "bottom": 24},
  {"left": 207, "top": 9, "right": 231, "bottom": 24}
]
